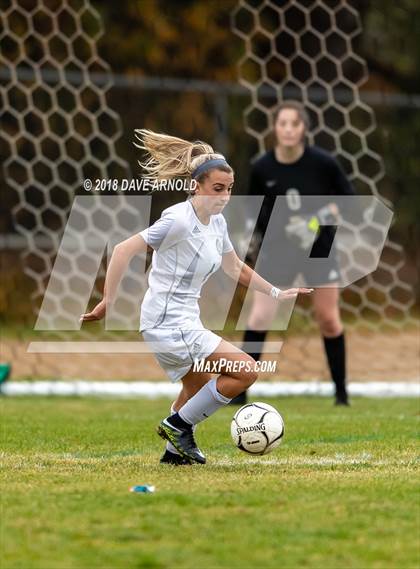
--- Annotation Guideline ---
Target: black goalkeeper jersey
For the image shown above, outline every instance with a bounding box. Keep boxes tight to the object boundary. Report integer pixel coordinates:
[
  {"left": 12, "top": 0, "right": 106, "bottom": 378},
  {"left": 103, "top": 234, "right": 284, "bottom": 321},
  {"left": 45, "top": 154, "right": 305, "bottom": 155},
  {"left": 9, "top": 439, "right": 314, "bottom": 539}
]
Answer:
[{"left": 249, "top": 145, "right": 354, "bottom": 257}]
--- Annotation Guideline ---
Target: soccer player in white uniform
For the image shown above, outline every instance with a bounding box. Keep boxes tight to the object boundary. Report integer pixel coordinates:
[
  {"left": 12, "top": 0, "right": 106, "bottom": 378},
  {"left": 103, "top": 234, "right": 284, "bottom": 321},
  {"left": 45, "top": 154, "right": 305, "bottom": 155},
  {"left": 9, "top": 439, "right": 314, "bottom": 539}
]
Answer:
[{"left": 80, "top": 130, "right": 312, "bottom": 465}]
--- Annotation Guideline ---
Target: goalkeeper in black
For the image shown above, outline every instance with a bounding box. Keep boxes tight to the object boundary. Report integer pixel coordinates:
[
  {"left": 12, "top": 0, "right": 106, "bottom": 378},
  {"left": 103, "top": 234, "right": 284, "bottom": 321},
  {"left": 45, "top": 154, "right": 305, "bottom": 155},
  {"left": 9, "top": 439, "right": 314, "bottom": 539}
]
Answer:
[{"left": 234, "top": 100, "right": 354, "bottom": 406}]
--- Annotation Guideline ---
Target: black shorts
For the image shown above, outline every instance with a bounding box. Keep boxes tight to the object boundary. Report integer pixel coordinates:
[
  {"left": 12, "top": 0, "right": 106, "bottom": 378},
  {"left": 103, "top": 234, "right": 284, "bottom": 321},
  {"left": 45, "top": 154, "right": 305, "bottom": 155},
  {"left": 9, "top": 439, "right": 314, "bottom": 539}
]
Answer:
[{"left": 253, "top": 249, "right": 341, "bottom": 288}]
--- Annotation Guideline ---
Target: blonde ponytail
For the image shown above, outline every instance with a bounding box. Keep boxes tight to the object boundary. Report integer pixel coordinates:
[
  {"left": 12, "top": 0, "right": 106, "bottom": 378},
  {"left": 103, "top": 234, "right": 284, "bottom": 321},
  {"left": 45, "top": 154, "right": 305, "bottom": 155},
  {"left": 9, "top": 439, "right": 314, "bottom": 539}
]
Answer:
[{"left": 133, "top": 129, "right": 231, "bottom": 182}]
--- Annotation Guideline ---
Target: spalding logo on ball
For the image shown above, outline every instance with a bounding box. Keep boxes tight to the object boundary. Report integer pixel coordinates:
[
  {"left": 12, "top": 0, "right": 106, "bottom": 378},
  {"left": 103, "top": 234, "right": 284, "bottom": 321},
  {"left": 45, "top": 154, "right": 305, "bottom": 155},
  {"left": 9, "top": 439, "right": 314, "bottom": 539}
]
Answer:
[{"left": 231, "top": 402, "right": 285, "bottom": 455}]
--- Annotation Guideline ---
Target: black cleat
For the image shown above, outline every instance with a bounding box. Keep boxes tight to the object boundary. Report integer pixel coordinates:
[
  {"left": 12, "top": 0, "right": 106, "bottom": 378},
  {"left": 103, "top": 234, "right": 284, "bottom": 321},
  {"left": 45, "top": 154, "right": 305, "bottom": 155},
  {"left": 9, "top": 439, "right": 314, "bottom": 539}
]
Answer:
[
  {"left": 160, "top": 449, "right": 193, "bottom": 465},
  {"left": 157, "top": 419, "right": 206, "bottom": 464},
  {"left": 228, "top": 391, "right": 247, "bottom": 406},
  {"left": 335, "top": 391, "right": 350, "bottom": 406}
]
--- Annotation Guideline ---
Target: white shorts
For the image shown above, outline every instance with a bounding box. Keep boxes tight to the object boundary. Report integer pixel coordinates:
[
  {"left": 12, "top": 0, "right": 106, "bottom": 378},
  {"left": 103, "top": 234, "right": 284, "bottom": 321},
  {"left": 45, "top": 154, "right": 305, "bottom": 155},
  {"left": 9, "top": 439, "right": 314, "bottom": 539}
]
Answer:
[{"left": 142, "top": 328, "right": 223, "bottom": 383}]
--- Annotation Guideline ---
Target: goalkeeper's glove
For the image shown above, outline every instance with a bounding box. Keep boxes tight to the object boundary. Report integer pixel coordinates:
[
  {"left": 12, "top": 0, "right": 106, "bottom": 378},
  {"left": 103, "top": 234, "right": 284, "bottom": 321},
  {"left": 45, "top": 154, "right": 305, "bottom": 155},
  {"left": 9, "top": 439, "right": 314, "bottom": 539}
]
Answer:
[{"left": 285, "top": 204, "right": 339, "bottom": 250}]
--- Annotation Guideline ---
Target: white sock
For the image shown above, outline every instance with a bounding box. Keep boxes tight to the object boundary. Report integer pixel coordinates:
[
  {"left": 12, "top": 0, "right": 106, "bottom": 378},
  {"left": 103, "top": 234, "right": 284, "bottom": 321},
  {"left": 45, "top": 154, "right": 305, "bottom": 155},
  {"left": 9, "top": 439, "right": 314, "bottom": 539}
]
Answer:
[
  {"left": 166, "top": 402, "right": 197, "bottom": 455},
  {"left": 178, "top": 377, "right": 231, "bottom": 426}
]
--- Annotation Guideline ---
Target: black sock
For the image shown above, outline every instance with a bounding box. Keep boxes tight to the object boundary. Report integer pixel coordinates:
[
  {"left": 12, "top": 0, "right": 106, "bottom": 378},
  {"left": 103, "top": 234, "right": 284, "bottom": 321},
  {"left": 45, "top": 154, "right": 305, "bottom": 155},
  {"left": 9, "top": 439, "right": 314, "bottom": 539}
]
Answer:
[
  {"left": 242, "top": 329, "right": 267, "bottom": 362},
  {"left": 166, "top": 413, "right": 191, "bottom": 430},
  {"left": 323, "top": 333, "right": 347, "bottom": 397}
]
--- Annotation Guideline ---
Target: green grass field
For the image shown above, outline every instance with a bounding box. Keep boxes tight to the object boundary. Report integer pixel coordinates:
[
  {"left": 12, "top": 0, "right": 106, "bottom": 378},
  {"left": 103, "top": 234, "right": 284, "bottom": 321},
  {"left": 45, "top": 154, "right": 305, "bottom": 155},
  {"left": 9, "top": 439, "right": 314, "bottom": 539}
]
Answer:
[{"left": 1, "top": 396, "right": 419, "bottom": 569}]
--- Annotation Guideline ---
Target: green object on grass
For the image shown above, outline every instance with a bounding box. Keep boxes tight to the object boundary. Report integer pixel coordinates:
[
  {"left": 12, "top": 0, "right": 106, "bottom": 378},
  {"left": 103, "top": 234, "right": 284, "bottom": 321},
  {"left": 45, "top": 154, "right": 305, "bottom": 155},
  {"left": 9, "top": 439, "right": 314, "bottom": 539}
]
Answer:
[{"left": 0, "top": 363, "right": 11, "bottom": 383}]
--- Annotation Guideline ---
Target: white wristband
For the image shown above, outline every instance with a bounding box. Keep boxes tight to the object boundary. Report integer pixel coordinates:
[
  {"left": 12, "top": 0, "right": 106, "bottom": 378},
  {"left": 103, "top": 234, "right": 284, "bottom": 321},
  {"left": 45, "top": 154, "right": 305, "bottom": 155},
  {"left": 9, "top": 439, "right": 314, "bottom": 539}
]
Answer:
[{"left": 270, "top": 286, "right": 282, "bottom": 299}]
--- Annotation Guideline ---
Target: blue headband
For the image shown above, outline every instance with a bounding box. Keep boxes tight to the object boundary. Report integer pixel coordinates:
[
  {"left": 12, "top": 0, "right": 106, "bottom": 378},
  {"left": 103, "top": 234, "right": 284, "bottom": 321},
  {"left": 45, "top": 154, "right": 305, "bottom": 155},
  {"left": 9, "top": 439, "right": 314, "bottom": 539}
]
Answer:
[{"left": 191, "top": 158, "right": 229, "bottom": 179}]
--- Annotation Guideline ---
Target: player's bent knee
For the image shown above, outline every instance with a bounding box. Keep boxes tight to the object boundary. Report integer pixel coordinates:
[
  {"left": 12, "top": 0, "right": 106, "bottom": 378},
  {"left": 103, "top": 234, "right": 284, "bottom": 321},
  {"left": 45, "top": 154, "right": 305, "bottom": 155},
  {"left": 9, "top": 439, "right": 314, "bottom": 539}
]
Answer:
[
  {"left": 247, "top": 370, "right": 258, "bottom": 386},
  {"left": 248, "top": 314, "right": 273, "bottom": 331},
  {"left": 318, "top": 315, "right": 342, "bottom": 336},
  {"left": 240, "top": 359, "right": 258, "bottom": 387}
]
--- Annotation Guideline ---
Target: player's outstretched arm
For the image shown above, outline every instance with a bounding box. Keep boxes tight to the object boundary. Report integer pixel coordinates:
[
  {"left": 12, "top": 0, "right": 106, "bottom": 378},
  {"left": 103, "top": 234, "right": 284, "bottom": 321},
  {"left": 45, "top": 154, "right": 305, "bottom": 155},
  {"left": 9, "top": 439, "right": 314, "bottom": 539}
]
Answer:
[
  {"left": 79, "top": 234, "right": 148, "bottom": 322},
  {"left": 221, "top": 249, "right": 313, "bottom": 298}
]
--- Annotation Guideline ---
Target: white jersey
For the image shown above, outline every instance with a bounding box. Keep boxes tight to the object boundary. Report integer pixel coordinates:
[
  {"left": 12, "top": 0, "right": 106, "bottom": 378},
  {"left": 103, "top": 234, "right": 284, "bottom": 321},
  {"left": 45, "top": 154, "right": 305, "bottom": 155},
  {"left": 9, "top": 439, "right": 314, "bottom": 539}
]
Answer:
[{"left": 139, "top": 199, "right": 234, "bottom": 331}]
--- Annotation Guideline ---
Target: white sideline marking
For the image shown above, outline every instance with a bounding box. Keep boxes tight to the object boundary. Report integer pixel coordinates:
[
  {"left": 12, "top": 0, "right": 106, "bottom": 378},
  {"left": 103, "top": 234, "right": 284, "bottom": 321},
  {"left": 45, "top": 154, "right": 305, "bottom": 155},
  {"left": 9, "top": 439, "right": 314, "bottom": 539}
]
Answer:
[
  {"left": 2, "top": 381, "right": 419, "bottom": 398},
  {"left": 2, "top": 452, "right": 416, "bottom": 469},
  {"left": 215, "top": 454, "right": 419, "bottom": 467}
]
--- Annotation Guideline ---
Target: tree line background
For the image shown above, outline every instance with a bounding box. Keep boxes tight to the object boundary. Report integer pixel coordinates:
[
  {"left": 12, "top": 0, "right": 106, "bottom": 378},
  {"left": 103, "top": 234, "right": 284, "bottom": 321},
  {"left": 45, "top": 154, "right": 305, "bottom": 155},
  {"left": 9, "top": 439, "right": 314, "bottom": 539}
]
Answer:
[
  {"left": 1, "top": 0, "right": 419, "bottom": 328},
  {"left": 97, "top": 0, "right": 419, "bottom": 264}
]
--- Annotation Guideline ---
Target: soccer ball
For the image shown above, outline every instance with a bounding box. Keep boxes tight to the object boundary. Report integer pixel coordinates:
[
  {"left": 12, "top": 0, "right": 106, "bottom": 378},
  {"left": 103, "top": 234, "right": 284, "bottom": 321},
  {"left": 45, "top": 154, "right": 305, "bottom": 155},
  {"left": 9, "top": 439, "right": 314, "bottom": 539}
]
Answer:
[{"left": 231, "top": 402, "right": 285, "bottom": 455}]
